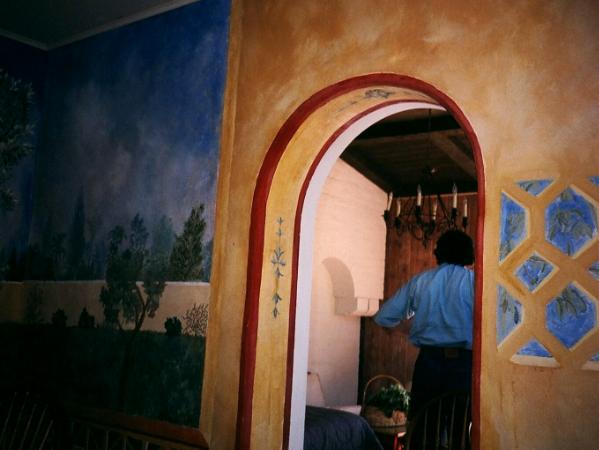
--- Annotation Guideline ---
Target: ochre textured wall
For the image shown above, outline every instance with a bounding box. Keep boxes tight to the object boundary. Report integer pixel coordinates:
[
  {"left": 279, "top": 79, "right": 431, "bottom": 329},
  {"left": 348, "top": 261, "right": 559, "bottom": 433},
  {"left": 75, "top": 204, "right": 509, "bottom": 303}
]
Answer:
[{"left": 202, "top": 1, "right": 599, "bottom": 448}]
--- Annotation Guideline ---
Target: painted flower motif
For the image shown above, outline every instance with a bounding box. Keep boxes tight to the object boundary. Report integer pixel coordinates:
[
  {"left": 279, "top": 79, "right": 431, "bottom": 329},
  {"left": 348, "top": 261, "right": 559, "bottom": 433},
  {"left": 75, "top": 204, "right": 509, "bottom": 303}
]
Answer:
[
  {"left": 271, "top": 217, "right": 286, "bottom": 318},
  {"left": 516, "top": 254, "right": 553, "bottom": 292},
  {"left": 545, "top": 188, "right": 597, "bottom": 256},
  {"left": 589, "top": 261, "right": 599, "bottom": 281},
  {"left": 546, "top": 284, "right": 596, "bottom": 348},
  {"left": 497, "top": 285, "right": 522, "bottom": 345},
  {"left": 517, "top": 179, "right": 552, "bottom": 197},
  {"left": 517, "top": 339, "right": 552, "bottom": 357},
  {"left": 499, "top": 194, "right": 527, "bottom": 261},
  {"left": 364, "top": 88, "right": 393, "bottom": 99},
  {"left": 553, "top": 284, "right": 589, "bottom": 319}
]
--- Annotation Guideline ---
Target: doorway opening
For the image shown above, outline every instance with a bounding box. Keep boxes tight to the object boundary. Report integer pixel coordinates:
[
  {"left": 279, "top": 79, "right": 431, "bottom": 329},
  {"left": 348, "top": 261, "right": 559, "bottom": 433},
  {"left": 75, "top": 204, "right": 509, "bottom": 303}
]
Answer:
[
  {"left": 236, "top": 75, "right": 484, "bottom": 450},
  {"left": 303, "top": 107, "right": 479, "bottom": 448}
]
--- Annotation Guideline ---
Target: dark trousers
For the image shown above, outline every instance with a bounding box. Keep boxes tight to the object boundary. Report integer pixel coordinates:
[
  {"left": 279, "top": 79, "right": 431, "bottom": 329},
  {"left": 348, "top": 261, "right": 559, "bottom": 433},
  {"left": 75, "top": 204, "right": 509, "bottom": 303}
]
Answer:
[{"left": 408, "top": 346, "right": 472, "bottom": 449}]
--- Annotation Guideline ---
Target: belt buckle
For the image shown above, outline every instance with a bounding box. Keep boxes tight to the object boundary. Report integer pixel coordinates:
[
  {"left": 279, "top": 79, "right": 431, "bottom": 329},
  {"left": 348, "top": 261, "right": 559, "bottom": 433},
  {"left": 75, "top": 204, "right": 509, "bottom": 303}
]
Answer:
[{"left": 444, "top": 348, "right": 459, "bottom": 359}]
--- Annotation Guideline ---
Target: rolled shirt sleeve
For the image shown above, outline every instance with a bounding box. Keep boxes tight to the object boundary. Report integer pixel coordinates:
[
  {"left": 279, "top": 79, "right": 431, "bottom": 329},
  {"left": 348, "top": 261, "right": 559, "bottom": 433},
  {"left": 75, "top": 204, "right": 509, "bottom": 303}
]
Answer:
[{"left": 374, "top": 278, "right": 415, "bottom": 327}]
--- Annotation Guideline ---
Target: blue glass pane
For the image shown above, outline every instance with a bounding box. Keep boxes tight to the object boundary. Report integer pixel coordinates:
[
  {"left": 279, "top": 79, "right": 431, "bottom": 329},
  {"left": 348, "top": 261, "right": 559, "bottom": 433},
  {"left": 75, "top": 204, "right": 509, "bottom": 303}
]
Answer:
[
  {"left": 546, "top": 284, "right": 597, "bottom": 348},
  {"left": 590, "top": 261, "right": 599, "bottom": 281},
  {"left": 516, "top": 253, "right": 554, "bottom": 291},
  {"left": 590, "top": 176, "right": 599, "bottom": 187},
  {"left": 517, "top": 179, "right": 552, "bottom": 196},
  {"left": 499, "top": 194, "right": 527, "bottom": 261},
  {"left": 517, "top": 339, "right": 552, "bottom": 357},
  {"left": 591, "top": 353, "right": 599, "bottom": 362},
  {"left": 497, "top": 285, "right": 523, "bottom": 345},
  {"left": 545, "top": 188, "right": 597, "bottom": 256}
]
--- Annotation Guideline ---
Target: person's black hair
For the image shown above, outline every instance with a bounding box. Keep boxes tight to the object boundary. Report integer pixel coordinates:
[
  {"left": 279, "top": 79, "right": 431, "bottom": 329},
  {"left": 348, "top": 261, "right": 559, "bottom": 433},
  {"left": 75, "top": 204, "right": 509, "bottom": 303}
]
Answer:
[{"left": 433, "top": 229, "right": 474, "bottom": 266}]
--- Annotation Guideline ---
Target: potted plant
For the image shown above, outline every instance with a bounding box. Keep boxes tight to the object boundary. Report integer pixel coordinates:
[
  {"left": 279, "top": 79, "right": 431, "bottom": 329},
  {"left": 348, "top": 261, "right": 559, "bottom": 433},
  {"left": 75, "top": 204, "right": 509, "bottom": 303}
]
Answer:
[{"left": 366, "top": 383, "right": 410, "bottom": 425}]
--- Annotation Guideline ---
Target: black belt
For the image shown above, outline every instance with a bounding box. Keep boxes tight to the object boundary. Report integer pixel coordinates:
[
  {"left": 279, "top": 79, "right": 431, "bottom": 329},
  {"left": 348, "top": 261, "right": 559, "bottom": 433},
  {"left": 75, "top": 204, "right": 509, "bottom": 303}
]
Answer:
[{"left": 420, "top": 345, "right": 472, "bottom": 359}]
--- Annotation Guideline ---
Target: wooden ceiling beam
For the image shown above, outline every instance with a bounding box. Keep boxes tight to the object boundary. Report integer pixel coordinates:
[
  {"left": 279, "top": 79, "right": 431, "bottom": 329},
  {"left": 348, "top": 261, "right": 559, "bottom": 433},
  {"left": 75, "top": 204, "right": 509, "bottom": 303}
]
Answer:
[
  {"left": 340, "top": 153, "right": 394, "bottom": 193},
  {"left": 429, "top": 135, "right": 476, "bottom": 177},
  {"left": 350, "top": 128, "right": 463, "bottom": 147}
]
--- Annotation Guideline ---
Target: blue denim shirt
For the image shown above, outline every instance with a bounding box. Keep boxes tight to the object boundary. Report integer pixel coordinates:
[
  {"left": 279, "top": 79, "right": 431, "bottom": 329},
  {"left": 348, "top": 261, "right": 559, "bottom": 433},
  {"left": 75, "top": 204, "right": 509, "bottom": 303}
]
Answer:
[{"left": 374, "top": 263, "right": 474, "bottom": 349}]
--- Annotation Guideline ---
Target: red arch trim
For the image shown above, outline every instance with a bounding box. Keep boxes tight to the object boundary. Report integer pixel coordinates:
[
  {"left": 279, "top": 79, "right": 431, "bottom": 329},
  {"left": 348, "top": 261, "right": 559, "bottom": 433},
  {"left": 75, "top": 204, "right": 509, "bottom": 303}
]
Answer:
[{"left": 236, "top": 74, "right": 485, "bottom": 450}]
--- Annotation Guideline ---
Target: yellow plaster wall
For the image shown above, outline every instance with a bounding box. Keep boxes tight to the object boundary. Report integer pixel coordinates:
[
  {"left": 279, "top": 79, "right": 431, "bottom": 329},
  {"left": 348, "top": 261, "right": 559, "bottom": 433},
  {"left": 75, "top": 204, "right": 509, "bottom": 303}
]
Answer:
[{"left": 202, "top": 0, "right": 599, "bottom": 448}]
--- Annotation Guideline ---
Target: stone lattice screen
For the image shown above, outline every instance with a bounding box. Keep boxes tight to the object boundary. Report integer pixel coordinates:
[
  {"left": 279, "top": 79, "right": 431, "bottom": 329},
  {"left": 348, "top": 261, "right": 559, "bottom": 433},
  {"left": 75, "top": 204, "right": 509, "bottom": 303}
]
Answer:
[{"left": 496, "top": 176, "right": 599, "bottom": 369}]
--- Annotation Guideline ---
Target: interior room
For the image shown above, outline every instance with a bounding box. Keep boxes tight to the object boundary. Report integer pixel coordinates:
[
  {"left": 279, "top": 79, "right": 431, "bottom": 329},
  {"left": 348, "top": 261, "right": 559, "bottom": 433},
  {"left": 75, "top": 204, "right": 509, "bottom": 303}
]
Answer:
[
  {"left": 307, "top": 107, "right": 477, "bottom": 399},
  {"left": 1, "top": 1, "right": 598, "bottom": 450},
  {"left": 303, "top": 108, "right": 478, "bottom": 448}
]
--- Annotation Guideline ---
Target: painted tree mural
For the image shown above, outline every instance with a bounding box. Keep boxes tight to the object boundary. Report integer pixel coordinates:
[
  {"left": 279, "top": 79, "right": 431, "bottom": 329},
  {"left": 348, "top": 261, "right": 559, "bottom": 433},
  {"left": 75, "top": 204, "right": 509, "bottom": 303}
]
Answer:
[
  {"left": 0, "top": 69, "right": 33, "bottom": 213},
  {"left": 99, "top": 214, "right": 167, "bottom": 407},
  {"left": 169, "top": 204, "right": 207, "bottom": 281},
  {"left": 100, "top": 214, "right": 166, "bottom": 331}
]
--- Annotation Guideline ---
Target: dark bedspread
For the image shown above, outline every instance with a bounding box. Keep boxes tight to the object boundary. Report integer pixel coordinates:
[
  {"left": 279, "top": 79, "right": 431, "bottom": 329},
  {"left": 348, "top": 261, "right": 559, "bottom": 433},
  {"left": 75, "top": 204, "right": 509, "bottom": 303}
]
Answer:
[{"left": 304, "top": 406, "right": 383, "bottom": 450}]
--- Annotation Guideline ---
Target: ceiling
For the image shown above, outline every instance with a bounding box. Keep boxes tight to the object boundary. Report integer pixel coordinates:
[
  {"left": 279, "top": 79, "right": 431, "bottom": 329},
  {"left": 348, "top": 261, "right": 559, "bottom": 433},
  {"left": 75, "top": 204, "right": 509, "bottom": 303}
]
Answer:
[
  {"left": 341, "top": 109, "right": 476, "bottom": 198},
  {"left": 0, "top": 0, "right": 197, "bottom": 49},
  {"left": 0, "top": 1, "right": 476, "bottom": 196}
]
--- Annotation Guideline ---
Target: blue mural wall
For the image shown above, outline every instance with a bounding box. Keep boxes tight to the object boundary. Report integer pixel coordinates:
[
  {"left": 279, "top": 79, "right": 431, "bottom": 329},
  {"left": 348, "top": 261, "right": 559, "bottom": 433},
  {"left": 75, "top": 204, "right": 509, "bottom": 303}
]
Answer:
[
  {"left": 1, "top": 0, "right": 230, "bottom": 282},
  {"left": 0, "top": 0, "right": 230, "bottom": 427}
]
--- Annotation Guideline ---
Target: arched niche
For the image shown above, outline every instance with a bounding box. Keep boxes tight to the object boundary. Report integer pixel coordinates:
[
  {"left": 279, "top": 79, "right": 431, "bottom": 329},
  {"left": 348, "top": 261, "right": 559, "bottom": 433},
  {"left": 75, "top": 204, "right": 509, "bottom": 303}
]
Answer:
[
  {"left": 236, "top": 74, "right": 485, "bottom": 450},
  {"left": 322, "top": 257, "right": 355, "bottom": 301}
]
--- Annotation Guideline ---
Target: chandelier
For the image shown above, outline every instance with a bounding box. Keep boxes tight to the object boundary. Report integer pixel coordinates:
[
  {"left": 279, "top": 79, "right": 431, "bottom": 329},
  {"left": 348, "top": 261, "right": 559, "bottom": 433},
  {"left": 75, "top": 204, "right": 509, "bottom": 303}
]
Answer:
[
  {"left": 382, "top": 109, "right": 468, "bottom": 247},
  {"left": 383, "top": 175, "right": 468, "bottom": 247}
]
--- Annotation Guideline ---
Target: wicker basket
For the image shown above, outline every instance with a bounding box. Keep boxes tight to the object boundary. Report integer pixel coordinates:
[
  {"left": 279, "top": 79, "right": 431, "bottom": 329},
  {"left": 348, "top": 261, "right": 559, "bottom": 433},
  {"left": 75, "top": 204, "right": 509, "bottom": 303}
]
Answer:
[{"left": 360, "top": 374, "right": 408, "bottom": 435}]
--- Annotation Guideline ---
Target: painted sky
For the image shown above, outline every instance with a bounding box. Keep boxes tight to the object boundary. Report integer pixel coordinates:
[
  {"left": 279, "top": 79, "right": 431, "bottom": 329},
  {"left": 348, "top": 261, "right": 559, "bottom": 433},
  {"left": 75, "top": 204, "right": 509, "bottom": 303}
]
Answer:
[{"left": 31, "top": 0, "right": 230, "bottom": 252}]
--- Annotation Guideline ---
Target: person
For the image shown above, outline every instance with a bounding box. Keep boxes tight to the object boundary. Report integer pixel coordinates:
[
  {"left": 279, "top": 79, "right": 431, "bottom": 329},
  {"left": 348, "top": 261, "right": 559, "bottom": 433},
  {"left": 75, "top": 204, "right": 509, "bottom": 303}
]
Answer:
[{"left": 374, "top": 229, "right": 474, "bottom": 448}]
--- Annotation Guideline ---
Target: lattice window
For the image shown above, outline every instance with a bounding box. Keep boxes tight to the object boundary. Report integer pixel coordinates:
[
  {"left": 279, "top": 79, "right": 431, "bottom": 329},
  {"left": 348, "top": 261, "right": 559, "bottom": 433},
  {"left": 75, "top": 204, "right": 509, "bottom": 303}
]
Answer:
[{"left": 496, "top": 176, "right": 599, "bottom": 369}]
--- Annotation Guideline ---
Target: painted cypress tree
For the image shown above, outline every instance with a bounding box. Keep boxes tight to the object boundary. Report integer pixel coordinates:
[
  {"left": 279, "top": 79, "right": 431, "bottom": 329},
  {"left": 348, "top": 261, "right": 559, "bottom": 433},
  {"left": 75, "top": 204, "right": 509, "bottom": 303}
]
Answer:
[
  {"left": 151, "top": 214, "right": 175, "bottom": 260},
  {"left": 169, "top": 204, "right": 206, "bottom": 281}
]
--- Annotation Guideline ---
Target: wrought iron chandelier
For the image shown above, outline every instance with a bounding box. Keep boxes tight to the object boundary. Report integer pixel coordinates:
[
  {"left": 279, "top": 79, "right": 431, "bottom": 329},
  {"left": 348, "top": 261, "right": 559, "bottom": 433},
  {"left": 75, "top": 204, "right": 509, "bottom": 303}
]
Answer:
[
  {"left": 383, "top": 109, "right": 468, "bottom": 247},
  {"left": 383, "top": 177, "right": 468, "bottom": 247}
]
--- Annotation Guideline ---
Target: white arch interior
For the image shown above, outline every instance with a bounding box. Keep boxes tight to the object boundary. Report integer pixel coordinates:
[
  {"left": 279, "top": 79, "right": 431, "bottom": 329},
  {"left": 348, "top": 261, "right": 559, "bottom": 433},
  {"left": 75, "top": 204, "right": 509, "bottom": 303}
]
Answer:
[{"left": 290, "top": 101, "right": 445, "bottom": 449}]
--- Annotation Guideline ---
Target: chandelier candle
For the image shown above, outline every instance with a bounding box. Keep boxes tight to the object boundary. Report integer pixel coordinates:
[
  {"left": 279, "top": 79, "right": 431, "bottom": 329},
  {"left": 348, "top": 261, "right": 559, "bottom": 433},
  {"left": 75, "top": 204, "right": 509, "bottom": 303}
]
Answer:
[{"left": 452, "top": 182, "right": 458, "bottom": 209}]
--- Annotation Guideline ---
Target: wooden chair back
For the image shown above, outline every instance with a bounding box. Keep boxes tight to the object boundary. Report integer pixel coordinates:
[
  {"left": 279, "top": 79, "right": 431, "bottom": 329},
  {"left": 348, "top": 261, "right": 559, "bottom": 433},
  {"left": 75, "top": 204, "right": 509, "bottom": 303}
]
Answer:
[
  {"left": 404, "top": 391, "right": 470, "bottom": 450},
  {"left": 0, "top": 392, "right": 55, "bottom": 450}
]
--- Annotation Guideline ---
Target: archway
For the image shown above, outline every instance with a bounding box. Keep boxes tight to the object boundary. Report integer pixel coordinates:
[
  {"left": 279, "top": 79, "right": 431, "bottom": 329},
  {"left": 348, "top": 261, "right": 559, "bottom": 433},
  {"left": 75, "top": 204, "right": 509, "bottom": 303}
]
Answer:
[{"left": 236, "top": 74, "right": 485, "bottom": 450}]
